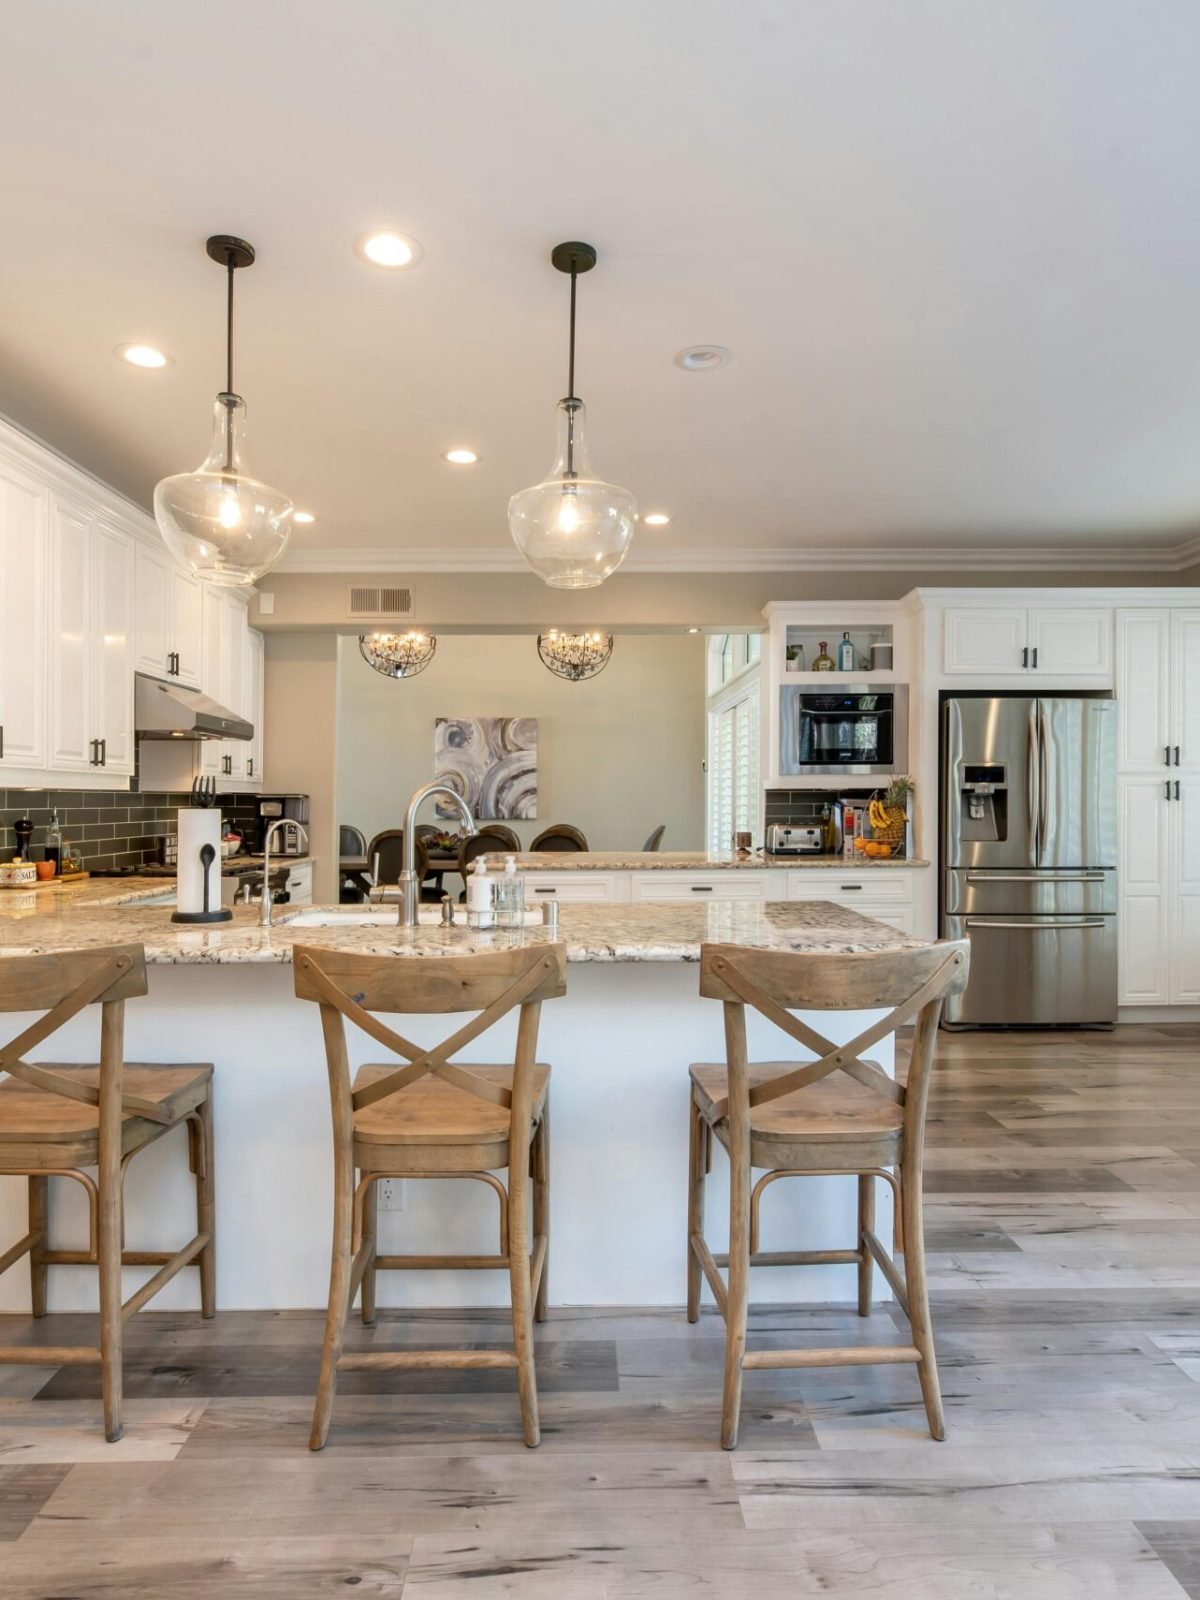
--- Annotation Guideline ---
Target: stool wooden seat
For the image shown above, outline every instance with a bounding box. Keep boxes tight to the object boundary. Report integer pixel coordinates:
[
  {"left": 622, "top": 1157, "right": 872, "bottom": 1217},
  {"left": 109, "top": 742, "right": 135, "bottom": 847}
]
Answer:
[
  {"left": 686, "top": 939, "right": 970, "bottom": 1450},
  {"left": 295, "top": 942, "right": 566, "bottom": 1451},
  {"left": 0, "top": 946, "right": 216, "bottom": 1442}
]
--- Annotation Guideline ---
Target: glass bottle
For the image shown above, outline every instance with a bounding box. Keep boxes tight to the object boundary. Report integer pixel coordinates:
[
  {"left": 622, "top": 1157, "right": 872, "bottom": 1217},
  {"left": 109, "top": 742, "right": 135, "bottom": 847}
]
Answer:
[
  {"left": 45, "top": 810, "right": 62, "bottom": 870},
  {"left": 813, "top": 640, "right": 835, "bottom": 672},
  {"left": 497, "top": 854, "right": 526, "bottom": 928},
  {"left": 837, "top": 631, "right": 856, "bottom": 672}
]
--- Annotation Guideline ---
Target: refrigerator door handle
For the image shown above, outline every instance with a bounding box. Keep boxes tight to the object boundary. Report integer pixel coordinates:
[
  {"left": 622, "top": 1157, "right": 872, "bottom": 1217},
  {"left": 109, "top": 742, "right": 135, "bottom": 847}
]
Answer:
[
  {"left": 965, "top": 871, "right": 1106, "bottom": 883},
  {"left": 1037, "top": 700, "right": 1051, "bottom": 862},
  {"left": 1026, "top": 702, "right": 1040, "bottom": 860},
  {"left": 965, "top": 918, "right": 1107, "bottom": 930}
]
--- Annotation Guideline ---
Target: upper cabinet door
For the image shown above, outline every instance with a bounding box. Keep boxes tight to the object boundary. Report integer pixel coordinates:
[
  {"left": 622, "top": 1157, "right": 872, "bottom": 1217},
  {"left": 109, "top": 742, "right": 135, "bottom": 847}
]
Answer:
[
  {"left": 1027, "top": 607, "right": 1112, "bottom": 679},
  {"left": 92, "top": 523, "right": 135, "bottom": 776},
  {"left": 245, "top": 627, "right": 265, "bottom": 787},
  {"left": 1170, "top": 611, "right": 1200, "bottom": 773},
  {"left": 0, "top": 459, "right": 48, "bottom": 770},
  {"left": 224, "top": 598, "right": 248, "bottom": 779},
  {"left": 1116, "top": 610, "right": 1170, "bottom": 772},
  {"left": 47, "top": 497, "right": 93, "bottom": 772},
  {"left": 943, "top": 607, "right": 1028, "bottom": 674},
  {"left": 197, "top": 586, "right": 228, "bottom": 777},
  {"left": 134, "top": 543, "right": 172, "bottom": 679},
  {"left": 171, "top": 569, "right": 204, "bottom": 688}
]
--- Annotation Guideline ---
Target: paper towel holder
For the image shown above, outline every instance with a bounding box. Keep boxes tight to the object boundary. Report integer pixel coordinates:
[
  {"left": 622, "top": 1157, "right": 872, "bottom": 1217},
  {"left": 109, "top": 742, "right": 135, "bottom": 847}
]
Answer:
[{"left": 171, "top": 840, "right": 233, "bottom": 925}]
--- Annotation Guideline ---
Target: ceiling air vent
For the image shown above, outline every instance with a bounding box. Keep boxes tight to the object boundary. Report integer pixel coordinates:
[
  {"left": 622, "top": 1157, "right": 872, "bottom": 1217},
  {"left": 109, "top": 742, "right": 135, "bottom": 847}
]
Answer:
[{"left": 347, "top": 584, "right": 413, "bottom": 620}]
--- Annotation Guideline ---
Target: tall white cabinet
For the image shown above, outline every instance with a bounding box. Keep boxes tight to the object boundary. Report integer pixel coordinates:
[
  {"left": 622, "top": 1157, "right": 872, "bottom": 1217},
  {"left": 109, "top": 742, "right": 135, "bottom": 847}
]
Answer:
[{"left": 1116, "top": 608, "right": 1200, "bottom": 1006}]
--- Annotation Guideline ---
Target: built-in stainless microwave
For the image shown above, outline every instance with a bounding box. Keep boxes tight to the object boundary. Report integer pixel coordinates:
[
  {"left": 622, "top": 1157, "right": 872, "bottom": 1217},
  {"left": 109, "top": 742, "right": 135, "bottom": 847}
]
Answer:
[{"left": 779, "top": 685, "right": 908, "bottom": 777}]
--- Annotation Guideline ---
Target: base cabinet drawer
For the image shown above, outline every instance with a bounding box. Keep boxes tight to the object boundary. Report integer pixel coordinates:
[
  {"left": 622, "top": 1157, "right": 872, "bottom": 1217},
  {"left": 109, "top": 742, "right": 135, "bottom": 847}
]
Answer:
[
  {"left": 285, "top": 863, "right": 313, "bottom": 906},
  {"left": 523, "top": 874, "right": 616, "bottom": 904},
  {"left": 631, "top": 873, "right": 768, "bottom": 902},
  {"left": 788, "top": 870, "right": 913, "bottom": 904},
  {"left": 858, "top": 906, "right": 915, "bottom": 934}
]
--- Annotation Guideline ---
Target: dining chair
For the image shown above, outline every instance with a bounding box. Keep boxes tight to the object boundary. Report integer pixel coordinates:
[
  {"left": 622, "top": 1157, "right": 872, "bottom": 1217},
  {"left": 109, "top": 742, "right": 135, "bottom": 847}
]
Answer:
[
  {"left": 365, "top": 829, "right": 439, "bottom": 901},
  {"left": 457, "top": 827, "right": 522, "bottom": 890},
  {"left": 530, "top": 824, "right": 588, "bottom": 852},
  {"left": 0, "top": 944, "right": 216, "bottom": 1441},
  {"left": 295, "top": 942, "right": 566, "bottom": 1449},
  {"left": 339, "top": 824, "right": 367, "bottom": 859},
  {"left": 642, "top": 824, "right": 666, "bottom": 852},
  {"left": 685, "top": 938, "right": 970, "bottom": 1448}
]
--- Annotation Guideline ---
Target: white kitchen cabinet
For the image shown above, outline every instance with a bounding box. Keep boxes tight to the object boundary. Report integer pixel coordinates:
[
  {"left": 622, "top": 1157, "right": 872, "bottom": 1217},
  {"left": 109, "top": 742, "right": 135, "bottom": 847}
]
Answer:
[
  {"left": 0, "top": 458, "right": 49, "bottom": 773},
  {"left": 134, "top": 545, "right": 205, "bottom": 689},
  {"left": 943, "top": 607, "right": 1028, "bottom": 675},
  {"left": 245, "top": 627, "right": 265, "bottom": 788},
  {"left": 91, "top": 522, "right": 135, "bottom": 776},
  {"left": 1172, "top": 776, "right": 1200, "bottom": 1004},
  {"left": 285, "top": 861, "right": 313, "bottom": 907},
  {"left": 1172, "top": 612, "right": 1200, "bottom": 773},
  {"left": 171, "top": 569, "right": 204, "bottom": 688},
  {"left": 47, "top": 501, "right": 135, "bottom": 778},
  {"left": 47, "top": 498, "right": 93, "bottom": 772},
  {"left": 1117, "top": 773, "right": 1171, "bottom": 1007},
  {"left": 522, "top": 874, "right": 617, "bottom": 904},
  {"left": 631, "top": 872, "right": 768, "bottom": 902},
  {"left": 943, "top": 605, "right": 1111, "bottom": 679},
  {"left": 1116, "top": 611, "right": 1170, "bottom": 772},
  {"left": 199, "top": 589, "right": 252, "bottom": 782}
]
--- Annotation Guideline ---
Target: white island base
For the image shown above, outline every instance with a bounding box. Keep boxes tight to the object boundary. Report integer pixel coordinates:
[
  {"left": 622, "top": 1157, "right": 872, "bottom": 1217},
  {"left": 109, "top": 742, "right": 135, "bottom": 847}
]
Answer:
[{"left": 0, "top": 959, "right": 896, "bottom": 1314}]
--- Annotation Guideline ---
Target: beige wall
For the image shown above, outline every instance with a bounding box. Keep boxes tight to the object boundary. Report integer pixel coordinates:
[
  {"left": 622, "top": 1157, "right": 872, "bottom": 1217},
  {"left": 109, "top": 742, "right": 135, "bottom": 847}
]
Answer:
[
  {"left": 336, "top": 633, "right": 706, "bottom": 853},
  {"left": 262, "top": 632, "right": 339, "bottom": 903},
  {"left": 252, "top": 565, "right": 1186, "bottom": 634}
]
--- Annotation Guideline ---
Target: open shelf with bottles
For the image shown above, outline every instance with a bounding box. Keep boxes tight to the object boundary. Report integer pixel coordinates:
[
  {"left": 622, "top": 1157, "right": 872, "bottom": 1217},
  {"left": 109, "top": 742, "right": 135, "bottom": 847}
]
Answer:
[{"left": 781, "top": 623, "right": 896, "bottom": 681}]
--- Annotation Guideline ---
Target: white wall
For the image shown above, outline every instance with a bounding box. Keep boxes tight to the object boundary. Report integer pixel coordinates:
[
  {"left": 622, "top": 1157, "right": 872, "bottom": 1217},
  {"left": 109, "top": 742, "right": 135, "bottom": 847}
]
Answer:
[{"left": 336, "top": 632, "right": 706, "bottom": 851}]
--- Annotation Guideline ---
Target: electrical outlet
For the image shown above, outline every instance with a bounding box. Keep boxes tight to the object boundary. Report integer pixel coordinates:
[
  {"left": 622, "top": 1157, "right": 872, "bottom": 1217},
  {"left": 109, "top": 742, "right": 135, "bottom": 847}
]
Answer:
[{"left": 377, "top": 1179, "right": 406, "bottom": 1211}]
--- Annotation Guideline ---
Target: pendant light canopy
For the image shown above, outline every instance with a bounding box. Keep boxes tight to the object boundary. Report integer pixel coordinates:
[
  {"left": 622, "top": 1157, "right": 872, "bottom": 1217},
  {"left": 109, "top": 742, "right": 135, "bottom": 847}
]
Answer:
[
  {"left": 154, "top": 235, "right": 292, "bottom": 588},
  {"left": 537, "top": 628, "right": 614, "bottom": 681},
  {"left": 359, "top": 631, "right": 437, "bottom": 679},
  {"left": 508, "top": 243, "right": 636, "bottom": 589}
]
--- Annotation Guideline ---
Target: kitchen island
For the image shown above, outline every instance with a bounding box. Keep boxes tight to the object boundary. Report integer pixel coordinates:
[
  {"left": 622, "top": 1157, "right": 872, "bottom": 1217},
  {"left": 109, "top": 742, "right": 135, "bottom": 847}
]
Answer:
[{"left": 0, "top": 891, "right": 921, "bottom": 1314}]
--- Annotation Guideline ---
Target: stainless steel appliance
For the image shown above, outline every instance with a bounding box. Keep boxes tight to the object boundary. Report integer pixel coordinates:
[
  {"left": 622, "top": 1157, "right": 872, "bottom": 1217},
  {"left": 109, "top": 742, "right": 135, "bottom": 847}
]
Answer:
[
  {"left": 135, "top": 674, "right": 252, "bottom": 742},
  {"left": 940, "top": 695, "right": 1117, "bottom": 1027},
  {"left": 779, "top": 686, "right": 908, "bottom": 777},
  {"left": 253, "top": 794, "right": 310, "bottom": 854},
  {"left": 766, "top": 823, "right": 824, "bottom": 855}
]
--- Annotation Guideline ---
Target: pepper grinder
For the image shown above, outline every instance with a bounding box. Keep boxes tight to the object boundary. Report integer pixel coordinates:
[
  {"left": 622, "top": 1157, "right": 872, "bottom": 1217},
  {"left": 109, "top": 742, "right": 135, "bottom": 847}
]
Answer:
[{"left": 13, "top": 817, "right": 33, "bottom": 861}]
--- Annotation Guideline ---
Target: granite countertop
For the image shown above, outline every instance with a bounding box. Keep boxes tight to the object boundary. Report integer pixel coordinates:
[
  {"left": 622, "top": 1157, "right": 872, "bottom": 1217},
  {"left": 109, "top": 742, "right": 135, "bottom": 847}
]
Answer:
[
  {"left": 512, "top": 851, "right": 930, "bottom": 871},
  {"left": 0, "top": 896, "right": 925, "bottom": 966}
]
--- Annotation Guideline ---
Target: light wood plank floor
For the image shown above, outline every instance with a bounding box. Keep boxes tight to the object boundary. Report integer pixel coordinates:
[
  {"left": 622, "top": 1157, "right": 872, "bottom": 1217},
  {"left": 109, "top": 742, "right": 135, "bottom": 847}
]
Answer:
[{"left": 1, "top": 1024, "right": 1199, "bottom": 1596}]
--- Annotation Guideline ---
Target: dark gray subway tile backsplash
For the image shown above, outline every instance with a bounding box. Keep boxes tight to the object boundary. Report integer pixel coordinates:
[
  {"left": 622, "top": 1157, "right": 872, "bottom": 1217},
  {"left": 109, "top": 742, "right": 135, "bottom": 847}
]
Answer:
[
  {"left": 764, "top": 787, "right": 878, "bottom": 827},
  {"left": 0, "top": 782, "right": 258, "bottom": 871}
]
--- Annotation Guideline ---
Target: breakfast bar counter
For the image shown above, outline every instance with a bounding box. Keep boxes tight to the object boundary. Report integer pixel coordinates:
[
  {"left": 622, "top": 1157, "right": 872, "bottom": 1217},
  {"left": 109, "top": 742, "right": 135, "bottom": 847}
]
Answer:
[{"left": 0, "top": 894, "right": 921, "bottom": 1315}]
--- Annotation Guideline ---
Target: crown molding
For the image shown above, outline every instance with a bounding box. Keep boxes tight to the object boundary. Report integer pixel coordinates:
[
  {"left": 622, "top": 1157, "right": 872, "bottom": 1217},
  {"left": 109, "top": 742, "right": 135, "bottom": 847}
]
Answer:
[{"left": 276, "top": 539, "right": 1198, "bottom": 576}]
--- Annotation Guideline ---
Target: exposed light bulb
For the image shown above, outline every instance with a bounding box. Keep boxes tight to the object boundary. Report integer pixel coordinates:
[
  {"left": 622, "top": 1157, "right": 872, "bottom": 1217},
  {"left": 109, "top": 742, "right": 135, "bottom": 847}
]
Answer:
[
  {"left": 557, "top": 490, "right": 580, "bottom": 535},
  {"left": 217, "top": 492, "right": 241, "bottom": 530}
]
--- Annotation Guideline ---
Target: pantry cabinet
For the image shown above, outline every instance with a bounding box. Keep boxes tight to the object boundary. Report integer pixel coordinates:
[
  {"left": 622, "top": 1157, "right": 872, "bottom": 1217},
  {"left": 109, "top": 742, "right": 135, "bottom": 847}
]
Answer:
[
  {"left": 1115, "top": 607, "right": 1200, "bottom": 1006},
  {"left": 0, "top": 459, "right": 49, "bottom": 774},
  {"left": 943, "top": 604, "right": 1111, "bottom": 679}
]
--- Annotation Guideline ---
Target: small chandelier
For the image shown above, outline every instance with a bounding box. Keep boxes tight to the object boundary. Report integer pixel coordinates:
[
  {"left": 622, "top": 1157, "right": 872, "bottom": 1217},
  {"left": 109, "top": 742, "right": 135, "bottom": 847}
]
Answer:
[
  {"left": 154, "top": 235, "right": 292, "bottom": 587},
  {"left": 537, "top": 629, "right": 614, "bottom": 681},
  {"left": 359, "top": 631, "right": 437, "bottom": 679},
  {"left": 508, "top": 242, "right": 637, "bottom": 589}
]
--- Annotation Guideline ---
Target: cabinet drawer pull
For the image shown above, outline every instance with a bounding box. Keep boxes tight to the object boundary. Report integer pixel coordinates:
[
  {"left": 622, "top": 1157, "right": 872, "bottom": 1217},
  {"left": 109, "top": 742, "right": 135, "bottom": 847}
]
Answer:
[
  {"left": 839, "top": 884, "right": 864, "bottom": 891},
  {"left": 690, "top": 885, "right": 714, "bottom": 893},
  {"left": 533, "top": 887, "right": 556, "bottom": 895}
]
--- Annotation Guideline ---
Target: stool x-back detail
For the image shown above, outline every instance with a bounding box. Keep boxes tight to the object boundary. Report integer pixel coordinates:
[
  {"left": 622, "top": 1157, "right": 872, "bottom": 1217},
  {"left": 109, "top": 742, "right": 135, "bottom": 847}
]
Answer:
[
  {"left": 0, "top": 944, "right": 216, "bottom": 1441},
  {"left": 687, "top": 939, "right": 970, "bottom": 1449},
  {"left": 295, "top": 942, "right": 566, "bottom": 1450}
]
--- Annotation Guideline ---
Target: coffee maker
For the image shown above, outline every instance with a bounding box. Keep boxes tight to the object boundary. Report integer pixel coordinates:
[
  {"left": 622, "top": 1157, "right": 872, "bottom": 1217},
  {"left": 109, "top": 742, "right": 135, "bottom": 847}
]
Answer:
[{"left": 253, "top": 794, "right": 310, "bottom": 854}]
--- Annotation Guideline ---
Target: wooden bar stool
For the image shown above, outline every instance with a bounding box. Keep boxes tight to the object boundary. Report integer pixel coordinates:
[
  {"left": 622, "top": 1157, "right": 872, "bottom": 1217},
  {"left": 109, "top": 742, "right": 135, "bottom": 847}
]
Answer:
[
  {"left": 686, "top": 938, "right": 970, "bottom": 1449},
  {"left": 294, "top": 942, "right": 566, "bottom": 1451},
  {"left": 0, "top": 944, "right": 216, "bottom": 1441}
]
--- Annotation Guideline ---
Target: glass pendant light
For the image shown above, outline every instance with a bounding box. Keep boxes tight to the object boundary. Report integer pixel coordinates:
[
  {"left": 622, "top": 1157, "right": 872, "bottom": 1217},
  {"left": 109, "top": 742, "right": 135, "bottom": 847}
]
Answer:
[
  {"left": 154, "top": 235, "right": 292, "bottom": 587},
  {"left": 537, "top": 628, "right": 614, "bottom": 681},
  {"left": 358, "top": 631, "right": 437, "bottom": 679},
  {"left": 508, "top": 242, "right": 636, "bottom": 589}
]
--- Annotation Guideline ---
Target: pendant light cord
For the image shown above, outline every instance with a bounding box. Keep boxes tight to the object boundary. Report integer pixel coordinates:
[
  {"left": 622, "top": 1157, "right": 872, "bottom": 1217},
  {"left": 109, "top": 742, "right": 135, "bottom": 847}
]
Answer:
[
  {"left": 225, "top": 258, "right": 235, "bottom": 397},
  {"left": 565, "top": 267, "right": 578, "bottom": 479}
]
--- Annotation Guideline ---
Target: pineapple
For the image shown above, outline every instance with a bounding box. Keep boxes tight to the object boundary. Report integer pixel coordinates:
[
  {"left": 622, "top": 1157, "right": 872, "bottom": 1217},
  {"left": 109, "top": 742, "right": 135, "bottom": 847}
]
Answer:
[{"left": 868, "top": 776, "right": 914, "bottom": 847}]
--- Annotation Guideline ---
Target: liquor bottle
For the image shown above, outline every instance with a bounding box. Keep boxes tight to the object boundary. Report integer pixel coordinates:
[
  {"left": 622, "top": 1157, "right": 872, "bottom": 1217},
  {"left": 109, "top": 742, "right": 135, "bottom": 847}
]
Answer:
[
  {"left": 813, "top": 640, "right": 835, "bottom": 672},
  {"left": 837, "top": 631, "right": 856, "bottom": 672},
  {"left": 45, "top": 810, "right": 62, "bottom": 870}
]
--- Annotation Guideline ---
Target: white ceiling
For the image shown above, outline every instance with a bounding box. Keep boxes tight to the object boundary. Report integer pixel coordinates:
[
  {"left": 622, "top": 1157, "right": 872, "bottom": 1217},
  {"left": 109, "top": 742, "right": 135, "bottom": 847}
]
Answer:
[{"left": 4, "top": 1, "right": 1200, "bottom": 569}]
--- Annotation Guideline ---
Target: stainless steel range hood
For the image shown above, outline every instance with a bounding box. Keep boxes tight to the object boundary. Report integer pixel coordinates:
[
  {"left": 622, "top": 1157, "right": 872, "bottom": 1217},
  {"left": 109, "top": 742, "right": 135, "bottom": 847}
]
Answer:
[{"left": 135, "top": 674, "right": 253, "bottom": 742}]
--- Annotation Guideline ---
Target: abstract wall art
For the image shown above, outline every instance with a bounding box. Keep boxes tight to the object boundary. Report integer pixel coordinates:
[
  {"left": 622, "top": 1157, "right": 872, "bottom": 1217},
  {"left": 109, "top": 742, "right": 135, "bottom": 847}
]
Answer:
[{"left": 434, "top": 717, "right": 538, "bottom": 821}]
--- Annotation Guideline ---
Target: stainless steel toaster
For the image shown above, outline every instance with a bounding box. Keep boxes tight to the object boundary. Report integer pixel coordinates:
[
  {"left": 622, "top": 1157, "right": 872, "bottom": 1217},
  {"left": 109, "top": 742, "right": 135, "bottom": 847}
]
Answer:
[{"left": 766, "top": 823, "right": 824, "bottom": 854}]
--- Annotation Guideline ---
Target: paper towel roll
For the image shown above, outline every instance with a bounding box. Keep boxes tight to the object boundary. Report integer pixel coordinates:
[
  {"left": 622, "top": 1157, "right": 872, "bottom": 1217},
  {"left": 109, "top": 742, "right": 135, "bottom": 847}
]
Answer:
[{"left": 176, "top": 808, "right": 223, "bottom": 918}]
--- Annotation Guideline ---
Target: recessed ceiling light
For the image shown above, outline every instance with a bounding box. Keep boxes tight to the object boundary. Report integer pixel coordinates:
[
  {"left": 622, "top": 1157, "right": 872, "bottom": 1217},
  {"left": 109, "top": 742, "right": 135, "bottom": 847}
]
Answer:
[
  {"left": 674, "top": 345, "right": 732, "bottom": 372},
  {"left": 443, "top": 448, "right": 480, "bottom": 465},
  {"left": 643, "top": 512, "right": 670, "bottom": 527},
  {"left": 293, "top": 510, "right": 315, "bottom": 524},
  {"left": 117, "top": 343, "right": 169, "bottom": 369},
  {"left": 688, "top": 627, "right": 702, "bottom": 634},
  {"left": 356, "top": 231, "right": 423, "bottom": 269}
]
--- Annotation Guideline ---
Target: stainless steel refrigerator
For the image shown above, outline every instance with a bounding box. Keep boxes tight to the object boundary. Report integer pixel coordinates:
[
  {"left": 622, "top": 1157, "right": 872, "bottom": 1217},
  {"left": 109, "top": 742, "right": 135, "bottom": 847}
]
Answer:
[{"left": 940, "top": 695, "right": 1117, "bottom": 1027}]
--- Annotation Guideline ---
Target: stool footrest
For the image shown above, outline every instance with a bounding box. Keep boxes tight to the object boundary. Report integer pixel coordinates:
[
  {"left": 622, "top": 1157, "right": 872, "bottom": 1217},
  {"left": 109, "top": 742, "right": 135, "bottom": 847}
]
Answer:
[
  {"left": 373, "top": 1253, "right": 509, "bottom": 1271},
  {"left": 743, "top": 1344, "right": 922, "bottom": 1370},
  {"left": 337, "top": 1349, "right": 519, "bottom": 1371},
  {"left": 0, "top": 1344, "right": 102, "bottom": 1365}
]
